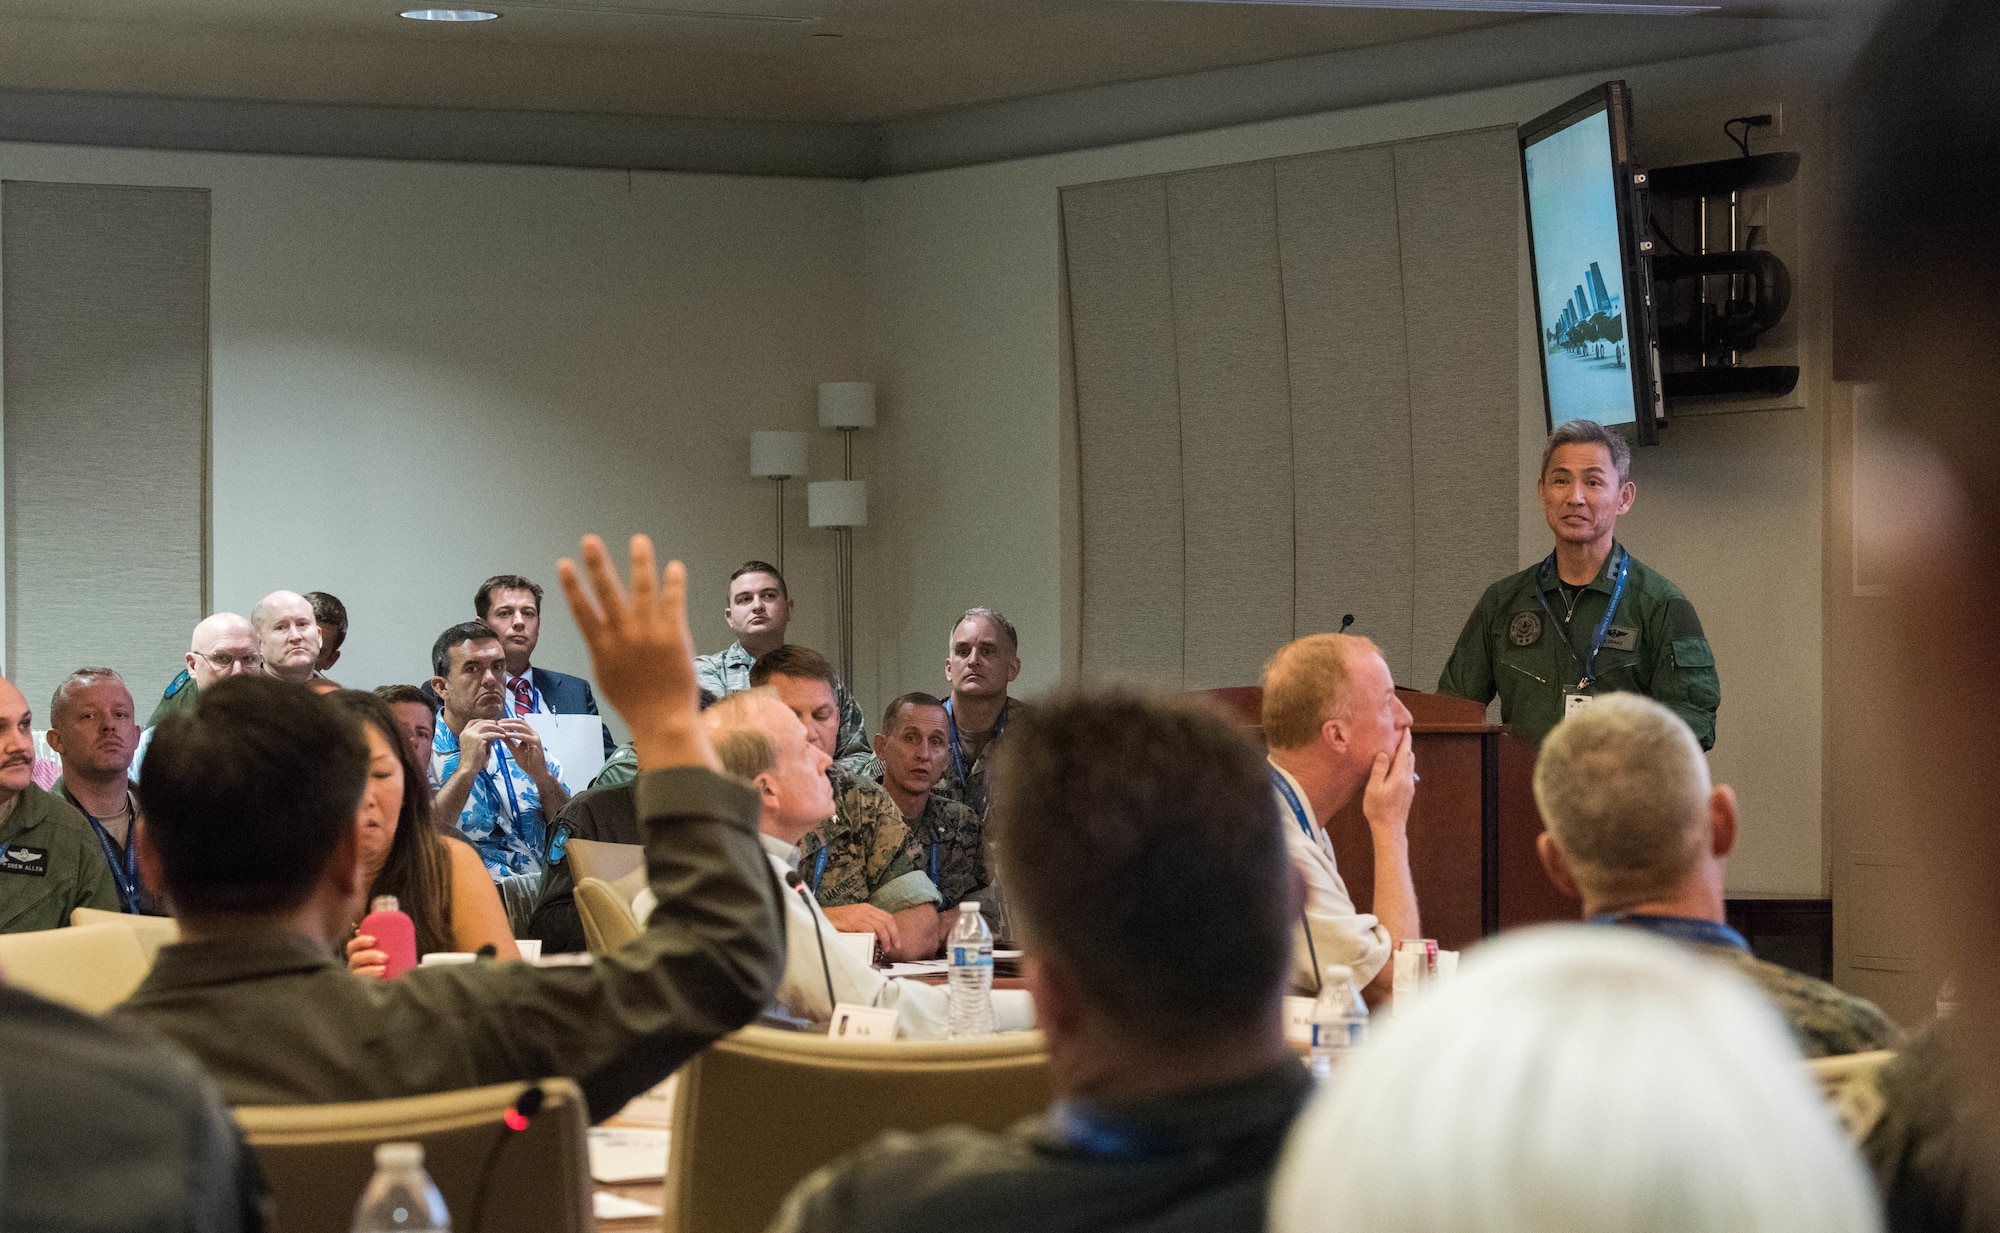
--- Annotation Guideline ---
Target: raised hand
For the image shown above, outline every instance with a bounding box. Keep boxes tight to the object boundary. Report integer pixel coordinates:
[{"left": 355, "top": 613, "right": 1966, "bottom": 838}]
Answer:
[{"left": 558, "top": 534, "right": 718, "bottom": 771}]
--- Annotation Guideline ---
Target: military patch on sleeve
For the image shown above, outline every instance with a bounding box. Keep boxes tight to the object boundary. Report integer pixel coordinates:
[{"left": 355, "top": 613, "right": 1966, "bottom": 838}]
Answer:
[
  {"left": 1509, "top": 610, "right": 1543, "bottom": 647},
  {"left": 1666, "top": 596, "right": 1707, "bottom": 641}
]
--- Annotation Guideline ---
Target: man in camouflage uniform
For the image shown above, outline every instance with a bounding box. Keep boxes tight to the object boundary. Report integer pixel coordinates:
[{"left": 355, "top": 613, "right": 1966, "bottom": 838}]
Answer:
[
  {"left": 693, "top": 561, "right": 875, "bottom": 775},
  {"left": 753, "top": 647, "right": 943, "bottom": 961},
  {"left": 148, "top": 612, "right": 262, "bottom": 727},
  {"left": 1534, "top": 693, "right": 1899, "bottom": 1059},
  {"left": 1438, "top": 420, "right": 1719, "bottom": 749},
  {"left": 872, "top": 691, "right": 996, "bottom": 934},
  {"left": 935, "top": 607, "right": 1027, "bottom": 819}
]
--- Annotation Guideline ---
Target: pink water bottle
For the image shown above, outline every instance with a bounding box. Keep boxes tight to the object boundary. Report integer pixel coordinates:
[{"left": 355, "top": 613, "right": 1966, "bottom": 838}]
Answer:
[{"left": 360, "top": 895, "right": 418, "bottom": 979}]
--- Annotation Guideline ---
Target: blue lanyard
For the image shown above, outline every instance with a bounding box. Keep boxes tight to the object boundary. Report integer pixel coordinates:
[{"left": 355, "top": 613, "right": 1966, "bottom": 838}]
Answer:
[
  {"left": 1269, "top": 767, "right": 1316, "bottom": 842},
  {"left": 930, "top": 841, "right": 941, "bottom": 889},
  {"left": 1591, "top": 911, "right": 1749, "bottom": 952},
  {"left": 810, "top": 844, "right": 830, "bottom": 895},
  {"left": 1535, "top": 547, "right": 1630, "bottom": 688},
  {"left": 943, "top": 697, "right": 1010, "bottom": 788},
  {"left": 66, "top": 788, "right": 141, "bottom": 914}
]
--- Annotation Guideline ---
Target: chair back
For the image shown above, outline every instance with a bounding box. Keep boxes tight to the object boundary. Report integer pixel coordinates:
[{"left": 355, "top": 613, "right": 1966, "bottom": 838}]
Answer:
[
  {"left": 568, "top": 838, "right": 644, "bottom": 888},
  {"left": 576, "top": 876, "right": 641, "bottom": 954},
  {"left": 72, "top": 906, "right": 181, "bottom": 961},
  {"left": 665, "top": 1025, "right": 1052, "bottom": 1233},
  {"left": 0, "top": 918, "right": 153, "bottom": 1012},
  {"left": 234, "top": 1077, "right": 591, "bottom": 1233},
  {"left": 1807, "top": 1049, "right": 1896, "bottom": 1141}
]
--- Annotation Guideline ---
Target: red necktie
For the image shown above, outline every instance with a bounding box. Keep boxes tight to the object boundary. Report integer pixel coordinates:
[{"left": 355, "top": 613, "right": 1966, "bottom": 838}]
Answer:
[{"left": 510, "top": 676, "right": 535, "bottom": 717}]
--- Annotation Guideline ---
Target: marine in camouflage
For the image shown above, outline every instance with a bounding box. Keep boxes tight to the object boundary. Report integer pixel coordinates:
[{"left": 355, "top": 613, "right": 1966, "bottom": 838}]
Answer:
[
  {"left": 1692, "top": 941, "right": 1905, "bottom": 1059},
  {"left": 800, "top": 766, "right": 941, "bottom": 912},
  {"left": 898, "top": 791, "right": 989, "bottom": 912}
]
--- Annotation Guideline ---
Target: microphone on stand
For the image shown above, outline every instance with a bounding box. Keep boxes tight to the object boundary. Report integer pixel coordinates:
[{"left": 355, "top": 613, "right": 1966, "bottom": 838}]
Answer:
[
  {"left": 786, "top": 869, "right": 838, "bottom": 1016},
  {"left": 1339, "top": 614, "right": 1355, "bottom": 634}
]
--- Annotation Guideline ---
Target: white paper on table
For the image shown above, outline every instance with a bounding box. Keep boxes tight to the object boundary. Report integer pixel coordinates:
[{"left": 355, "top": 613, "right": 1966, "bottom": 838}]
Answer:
[
  {"left": 588, "top": 1127, "right": 671, "bottom": 1184},
  {"left": 878, "top": 959, "right": 952, "bottom": 978},
  {"left": 594, "top": 1192, "right": 665, "bottom": 1221},
  {"left": 524, "top": 714, "right": 607, "bottom": 792}
]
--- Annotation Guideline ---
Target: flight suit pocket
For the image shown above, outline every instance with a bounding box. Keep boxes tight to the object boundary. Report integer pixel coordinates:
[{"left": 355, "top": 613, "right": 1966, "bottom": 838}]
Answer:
[{"left": 1672, "top": 637, "right": 1715, "bottom": 669}]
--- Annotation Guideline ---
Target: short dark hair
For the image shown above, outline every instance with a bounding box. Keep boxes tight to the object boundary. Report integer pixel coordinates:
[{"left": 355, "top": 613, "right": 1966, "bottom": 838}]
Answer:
[
  {"left": 373, "top": 684, "right": 434, "bottom": 711},
  {"left": 991, "top": 691, "right": 1290, "bottom": 1047},
  {"left": 951, "top": 607, "right": 1019, "bottom": 653},
  {"left": 748, "top": 644, "right": 834, "bottom": 688},
  {"left": 431, "top": 621, "right": 502, "bottom": 679},
  {"left": 50, "top": 667, "right": 124, "bottom": 727},
  {"left": 728, "top": 561, "right": 788, "bottom": 601},
  {"left": 474, "top": 575, "right": 543, "bottom": 620},
  {"left": 304, "top": 591, "right": 348, "bottom": 632},
  {"left": 136, "top": 676, "right": 370, "bottom": 917},
  {"left": 1541, "top": 420, "right": 1632, "bottom": 487},
  {"left": 881, "top": 691, "right": 946, "bottom": 735}
]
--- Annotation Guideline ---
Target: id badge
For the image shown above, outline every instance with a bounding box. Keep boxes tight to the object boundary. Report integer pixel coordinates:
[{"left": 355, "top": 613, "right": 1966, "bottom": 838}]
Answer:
[{"left": 1563, "top": 689, "right": 1595, "bottom": 718}]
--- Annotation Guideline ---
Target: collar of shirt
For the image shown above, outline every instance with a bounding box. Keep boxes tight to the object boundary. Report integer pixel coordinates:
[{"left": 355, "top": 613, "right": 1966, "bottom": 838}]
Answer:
[
  {"left": 1591, "top": 911, "right": 1750, "bottom": 952},
  {"left": 758, "top": 830, "right": 801, "bottom": 874},
  {"left": 143, "top": 930, "right": 338, "bottom": 993},
  {"left": 1035, "top": 1059, "right": 1313, "bottom": 1162},
  {"left": 1549, "top": 539, "right": 1626, "bottom": 596}
]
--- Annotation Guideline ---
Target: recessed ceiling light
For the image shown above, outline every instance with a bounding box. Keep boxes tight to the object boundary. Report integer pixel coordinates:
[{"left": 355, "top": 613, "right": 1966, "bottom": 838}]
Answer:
[{"left": 400, "top": 8, "right": 501, "bottom": 20}]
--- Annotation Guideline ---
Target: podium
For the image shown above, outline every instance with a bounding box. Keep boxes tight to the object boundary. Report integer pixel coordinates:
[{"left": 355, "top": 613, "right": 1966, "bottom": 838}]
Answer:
[{"left": 1199, "top": 686, "right": 1577, "bottom": 951}]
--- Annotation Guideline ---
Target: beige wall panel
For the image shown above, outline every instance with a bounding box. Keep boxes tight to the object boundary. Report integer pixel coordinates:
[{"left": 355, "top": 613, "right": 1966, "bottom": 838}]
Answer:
[
  {"left": 1166, "top": 162, "right": 1295, "bottom": 690},
  {"left": 1060, "top": 178, "right": 1186, "bottom": 687},
  {"left": 4, "top": 181, "right": 209, "bottom": 718},
  {"left": 1393, "top": 128, "right": 1522, "bottom": 689},
  {"left": 1275, "top": 147, "right": 1417, "bottom": 682}
]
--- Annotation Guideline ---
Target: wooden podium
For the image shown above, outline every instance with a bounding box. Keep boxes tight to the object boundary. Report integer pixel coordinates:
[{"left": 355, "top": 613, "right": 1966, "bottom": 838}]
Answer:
[{"left": 1200, "top": 687, "right": 1577, "bottom": 951}]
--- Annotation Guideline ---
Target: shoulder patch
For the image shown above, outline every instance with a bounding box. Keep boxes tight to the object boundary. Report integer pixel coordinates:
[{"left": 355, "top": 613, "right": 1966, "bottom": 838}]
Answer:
[
  {"left": 163, "top": 669, "right": 192, "bottom": 699},
  {"left": 1666, "top": 596, "right": 1707, "bottom": 641},
  {"left": 1508, "top": 610, "right": 1543, "bottom": 648}
]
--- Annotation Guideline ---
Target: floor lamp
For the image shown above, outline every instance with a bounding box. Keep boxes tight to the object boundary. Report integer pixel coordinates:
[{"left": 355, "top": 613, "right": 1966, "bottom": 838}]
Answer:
[
  {"left": 811, "top": 382, "right": 874, "bottom": 685},
  {"left": 749, "top": 431, "right": 808, "bottom": 576}
]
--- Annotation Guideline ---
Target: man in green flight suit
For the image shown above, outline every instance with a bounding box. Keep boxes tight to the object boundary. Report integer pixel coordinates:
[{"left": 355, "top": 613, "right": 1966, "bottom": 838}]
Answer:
[
  {"left": 148, "top": 612, "right": 263, "bottom": 727},
  {"left": 0, "top": 677, "right": 119, "bottom": 932},
  {"left": 1438, "top": 419, "right": 1720, "bottom": 749}
]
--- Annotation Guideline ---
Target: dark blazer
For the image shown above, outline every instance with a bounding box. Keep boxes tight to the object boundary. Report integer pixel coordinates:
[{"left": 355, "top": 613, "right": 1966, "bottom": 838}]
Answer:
[{"left": 420, "top": 663, "right": 615, "bottom": 756}]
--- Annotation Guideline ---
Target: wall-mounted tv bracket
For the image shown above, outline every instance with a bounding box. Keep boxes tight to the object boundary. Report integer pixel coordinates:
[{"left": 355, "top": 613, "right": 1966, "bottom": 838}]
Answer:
[{"left": 1641, "top": 146, "right": 1802, "bottom": 402}]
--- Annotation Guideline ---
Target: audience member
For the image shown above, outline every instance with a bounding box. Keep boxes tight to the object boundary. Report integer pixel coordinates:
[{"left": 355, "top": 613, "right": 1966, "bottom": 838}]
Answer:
[
  {"left": 696, "top": 690, "right": 1031, "bottom": 1036},
  {"left": 874, "top": 691, "right": 994, "bottom": 922},
  {"left": 771, "top": 691, "right": 1306, "bottom": 1233},
  {"left": 428, "top": 621, "right": 569, "bottom": 893},
  {"left": 374, "top": 683, "right": 438, "bottom": 779},
  {"left": 0, "top": 980, "right": 265, "bottom": 1231},
  {"left": 328, "top": 691, "right": 516, "bottom": 968},
  {"left": 47, "top": 668, "right": 163, "bottom": 915},
  {"left": 752, "top": 645, "right": 943, "bottom": 961},
  {"left": 1261, "top": 633, "right": 1418, "bottom": 1002},
  {"left": 148, "top": 611, "right": 260, "bottom": 726},
  {"left": 1271, "top": 927, "right": 1881, "bottom": 1233},
  {"left": 0, "top": 676, "right": 118, "bottom": 930},
  {"left": 935, "top": 607, "right": 1025, "bottom": 818},
  {"left": 306, "top": 590, "right": 348, "bottom": 674},
  {"left": 521, "top": 782, "right": 638, "bottom": 953},
  {"left": 115, "top": 535, "right": 784, "bottom": 1118},
  {"left": 694, "top": 561, "right": 874, "bottom": 772},
  {"left": 474, "top": 573, "right": 615, "bottom": 757},
  {"left": 250, "top": 590, "right": 323, "bottom": 685},
  {"left": 1534, "top": 693, "right": 1899, "bottom": 1057}
]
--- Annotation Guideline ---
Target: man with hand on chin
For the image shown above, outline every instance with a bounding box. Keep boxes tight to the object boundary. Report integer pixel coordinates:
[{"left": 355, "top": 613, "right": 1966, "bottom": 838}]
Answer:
[
  {"left": 1439, "top": 419, "right": 1719, "bottom": 749},
  {"left": 428, "top": 621, "right": 569, "bottom": 912},
  {"left": 0, "top": 677, "right": 118, "bottom": 932}
]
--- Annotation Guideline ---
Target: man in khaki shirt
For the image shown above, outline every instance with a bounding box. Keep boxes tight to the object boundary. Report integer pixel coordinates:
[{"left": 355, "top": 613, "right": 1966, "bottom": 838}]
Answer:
[{"left": 118, "top": 536, "right": 785, "bottom": 1119}]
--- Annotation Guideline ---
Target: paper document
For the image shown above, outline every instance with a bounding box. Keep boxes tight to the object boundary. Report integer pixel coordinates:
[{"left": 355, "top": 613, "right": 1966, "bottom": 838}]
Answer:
[
  {"left": 879, "top": 959, "right": 952, "bottom": 978},
  {"left": 594, "top": 1192, "right": 665, "bottom": 1221},
  {"left": 525, "top": 713, "right": 608, "bottom": 791},
  {"left": 588, "top": 1126, "right": 671, "bottom": 1184}
]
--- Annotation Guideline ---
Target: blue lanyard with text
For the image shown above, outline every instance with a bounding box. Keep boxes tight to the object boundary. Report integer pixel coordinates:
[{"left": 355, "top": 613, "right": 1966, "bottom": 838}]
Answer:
[
  {"left": 1269, "top": 767, "right": 1316, "bottom": 843},
  {"left": 1535, "top": 547, "right": 1629, "bottom": 688},
  {"left": 66, "top": 788, "right": 140, "bottom": 914},
  {"left": 943, "top": 697, "right": 1010, "bottom": 787},
  {"left": 476, "top": 742, "right": 525, "bottom": 823},
  {"left": 810, "top": 844, "right": 830, "bottom": 895}
]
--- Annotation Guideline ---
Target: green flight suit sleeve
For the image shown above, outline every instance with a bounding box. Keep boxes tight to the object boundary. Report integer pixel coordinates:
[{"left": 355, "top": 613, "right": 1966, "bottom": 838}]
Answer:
[
  {"left": 1645, "top": 593, "right": 1720, "bottom": 751},
  {"left": 76, "top": 844, "right": 122, "bottom": 915},
  {"left": 1437, "top": 588, "right": 1499, "bottom": 704}
]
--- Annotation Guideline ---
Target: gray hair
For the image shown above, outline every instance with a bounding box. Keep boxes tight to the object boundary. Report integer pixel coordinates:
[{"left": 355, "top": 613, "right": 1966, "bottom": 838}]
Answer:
[
  {"left": 1542, "top": 419, "right": 1633, "bottom": 487},
  {"left": 51, "top": 668, "right": 126, "bottom": 728},
  {"left": 1532, "top": 693, "right": 1709, "bottom": 902},
  {"left": 950, "top": 607, "right": 1019, "bottom": 653}
]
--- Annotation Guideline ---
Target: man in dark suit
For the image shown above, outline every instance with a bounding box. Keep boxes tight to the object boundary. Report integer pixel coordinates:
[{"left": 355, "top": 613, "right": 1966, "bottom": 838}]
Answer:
[{"left": 476, "top": 573, "right": 616, "bottom": 757}]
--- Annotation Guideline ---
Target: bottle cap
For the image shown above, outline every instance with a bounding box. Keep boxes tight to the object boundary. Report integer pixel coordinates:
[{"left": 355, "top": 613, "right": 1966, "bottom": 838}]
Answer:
[
  {"left": 374, "top": 1142, "right": 423, "bottom": 1169},
  {"left": 960, "top": 902, "right": 980, "bottom": 914},
  {"left": 370, "top": 895, "right": 401, "bottom": 914}
]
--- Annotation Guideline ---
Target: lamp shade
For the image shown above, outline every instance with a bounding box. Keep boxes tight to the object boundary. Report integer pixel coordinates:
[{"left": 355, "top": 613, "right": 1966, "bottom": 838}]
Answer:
[
  {"left": 817, "top": 382, "right": 876, "bottom": 429},
  {"left": 808, "top": 480, "right": 867, "bottom": 528},
  {"left": 750, "top": 431, "right": 809, "bottom": 478}
]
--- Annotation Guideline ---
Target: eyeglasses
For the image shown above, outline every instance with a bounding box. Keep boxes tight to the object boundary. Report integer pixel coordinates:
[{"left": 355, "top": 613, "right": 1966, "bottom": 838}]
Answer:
[{"left": 202, "top": 651, "right": 263, "bottom": 671}]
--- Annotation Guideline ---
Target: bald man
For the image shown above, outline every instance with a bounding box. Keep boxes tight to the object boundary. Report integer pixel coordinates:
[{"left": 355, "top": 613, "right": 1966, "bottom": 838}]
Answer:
[
  {"left": 148, "top": 613, "right": 263, "bottom": 727},
  {"left": 250, "top": 592, "right": 323, "bottom": 686},
  {"left": 1261, "top": 633, "right": 1420, "bottom": 1004},
  {"left": 0, "top": 677, "right": 118, "bottom": 931}
]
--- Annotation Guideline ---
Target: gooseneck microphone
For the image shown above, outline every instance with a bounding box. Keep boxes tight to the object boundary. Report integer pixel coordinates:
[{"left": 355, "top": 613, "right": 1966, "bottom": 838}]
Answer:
[
  {"left": 1339, "top": 614, "right": 1355, "bottom": 634},
  {"left": 786, "top": 869, "right": 838, "bottom": 1016}
]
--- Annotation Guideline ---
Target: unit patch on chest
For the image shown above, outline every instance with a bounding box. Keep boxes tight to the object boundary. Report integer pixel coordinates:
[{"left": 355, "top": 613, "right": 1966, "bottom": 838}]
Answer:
[{"left": 1508, "top": 610, "right": 1543, "bottom": 648}]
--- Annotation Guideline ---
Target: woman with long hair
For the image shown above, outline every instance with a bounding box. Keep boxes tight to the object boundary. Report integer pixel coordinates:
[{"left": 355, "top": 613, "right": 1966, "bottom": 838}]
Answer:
[{"left": 327, "top": 690, "right": 517, "bottom": 971}]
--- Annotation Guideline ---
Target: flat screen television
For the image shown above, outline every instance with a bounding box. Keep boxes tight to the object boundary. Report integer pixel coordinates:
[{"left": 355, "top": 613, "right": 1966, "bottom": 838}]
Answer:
[{"left": 1520, "top": 81, "right": 1664, "bottom": 445}]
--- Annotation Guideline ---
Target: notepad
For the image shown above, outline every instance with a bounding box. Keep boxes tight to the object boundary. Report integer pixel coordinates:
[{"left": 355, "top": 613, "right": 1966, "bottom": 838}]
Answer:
[{"left": 588, "top": 1127, "right": 671, "bottom": 1184}]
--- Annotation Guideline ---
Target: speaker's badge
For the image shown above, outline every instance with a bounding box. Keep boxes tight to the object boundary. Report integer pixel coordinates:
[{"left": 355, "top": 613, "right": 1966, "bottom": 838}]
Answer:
[{"left": 1509, "top": 610, "right": 1543, "bottom": 648}]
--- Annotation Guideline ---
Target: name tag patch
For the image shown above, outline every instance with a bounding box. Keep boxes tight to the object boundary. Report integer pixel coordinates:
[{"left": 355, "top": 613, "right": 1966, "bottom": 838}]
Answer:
[
  {"left": 0, "top": 845, "right": 49, "bottom": 877},
  {"left": 1603, "top": 625, "right": 1638, "bottom": 652}
]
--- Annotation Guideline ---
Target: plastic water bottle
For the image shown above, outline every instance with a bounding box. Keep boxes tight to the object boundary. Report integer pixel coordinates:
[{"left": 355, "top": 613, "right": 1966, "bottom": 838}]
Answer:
[
  {"left": 351, "top": 1142, "right": 449, "bottom": 1232},
  {"left": 948, "top": 901, "right": 995, "bottom": 1039},
  {"left": 1308, "top": 964, "right": 1368, "bottom": 1081},
  {"left": 359, "top": 895, "right": 418, "bottom": 980}
]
